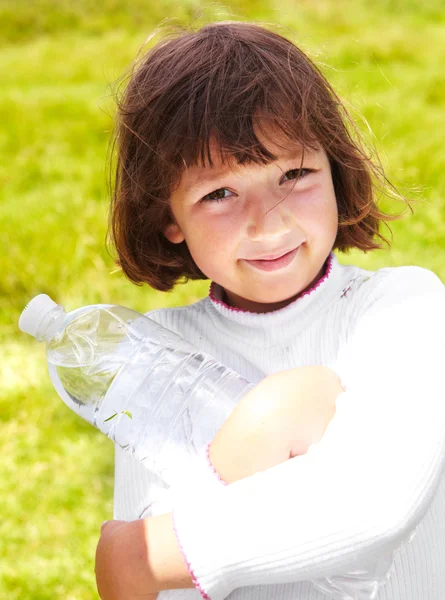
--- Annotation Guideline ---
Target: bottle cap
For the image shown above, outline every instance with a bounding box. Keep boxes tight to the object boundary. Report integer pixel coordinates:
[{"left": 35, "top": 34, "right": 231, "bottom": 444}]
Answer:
[{"left": 19, "top": 294, "right": 59, "bottom": 339}]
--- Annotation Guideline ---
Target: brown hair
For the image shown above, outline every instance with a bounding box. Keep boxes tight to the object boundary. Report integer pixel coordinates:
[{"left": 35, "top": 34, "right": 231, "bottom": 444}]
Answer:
[{"left": 107, "top": 21, "right": 411, "bottom": 292}]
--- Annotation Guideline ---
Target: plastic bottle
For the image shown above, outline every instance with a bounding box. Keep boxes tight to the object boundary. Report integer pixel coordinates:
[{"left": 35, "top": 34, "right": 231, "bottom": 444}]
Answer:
[
  {"left": 18, "top": 294, "right": 255, "bottom": 488},
  {"left": 18, "top": 293, "right": 411, "bottom": 600}
]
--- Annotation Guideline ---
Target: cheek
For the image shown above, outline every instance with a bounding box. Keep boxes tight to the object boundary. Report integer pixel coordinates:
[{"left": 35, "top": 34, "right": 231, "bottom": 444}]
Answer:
[
  {"left": 195, "top": 211, "right": 239, "bottom": 244},
  {"left": 297, "top": 184, "right": 338, "bottom": 223},
  {"left": 187, "top": 223, "right": 232, "bottom": 264}
]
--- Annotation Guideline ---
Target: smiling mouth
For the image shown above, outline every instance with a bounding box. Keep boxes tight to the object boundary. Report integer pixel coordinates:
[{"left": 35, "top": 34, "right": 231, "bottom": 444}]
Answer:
[
  {"left": 243, "top": 246, "right": 300, "bottom": 271},
  {"left": 256, "top": 250, "right": 292, "bottom": 261},
  {"left": 249, "top": 246, "right": 299, "bottom": 261}
]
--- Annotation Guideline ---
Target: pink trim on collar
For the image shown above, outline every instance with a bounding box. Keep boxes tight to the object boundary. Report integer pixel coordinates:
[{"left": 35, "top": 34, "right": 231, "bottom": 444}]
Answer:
[{"left": 208, "top": 252, "right": 334, "bottom": 313}]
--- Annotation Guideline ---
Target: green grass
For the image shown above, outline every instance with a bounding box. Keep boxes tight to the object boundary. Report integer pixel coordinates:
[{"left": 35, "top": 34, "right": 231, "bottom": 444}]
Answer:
[{"left": 2, "top": 1, "right": 445, "bottom": 597}]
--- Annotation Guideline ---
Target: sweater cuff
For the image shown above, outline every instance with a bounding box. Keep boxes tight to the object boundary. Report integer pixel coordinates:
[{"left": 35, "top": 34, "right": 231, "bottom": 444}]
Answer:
[
  {"left": 171, "top": 496, "right": 233, "bottom": 600},
  {"left": 171, "top": 509, "right": 213, "bottom": 600},
  {"left": 205, "top": 441, "right": 229, "bottom": 486},
  {"left": 168, "top": 443, "right": 229, "bottom": 600}
]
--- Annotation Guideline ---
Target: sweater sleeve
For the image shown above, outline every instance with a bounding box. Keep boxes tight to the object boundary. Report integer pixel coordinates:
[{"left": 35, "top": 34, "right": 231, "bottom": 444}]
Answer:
[{"left": 168, "top": 266, "right": 445, "bottom": 600}]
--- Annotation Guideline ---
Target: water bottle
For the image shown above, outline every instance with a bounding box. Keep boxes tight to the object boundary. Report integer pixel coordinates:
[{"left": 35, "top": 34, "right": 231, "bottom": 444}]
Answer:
[
  {"left": 18, "top": 294, "right": 255, "bottom": 488},
  {"left": 18, "top": 293, "right": 411, "bottom": 600}
]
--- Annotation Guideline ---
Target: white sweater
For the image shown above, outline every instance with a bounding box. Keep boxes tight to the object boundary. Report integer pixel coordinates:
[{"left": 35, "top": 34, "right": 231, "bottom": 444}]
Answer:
[{"left": 114, "top": 252, "right": 445, "bottom": 600}]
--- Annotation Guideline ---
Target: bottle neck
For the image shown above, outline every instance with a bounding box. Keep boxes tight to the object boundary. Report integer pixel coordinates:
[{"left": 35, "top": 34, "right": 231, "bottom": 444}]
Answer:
[{"left": 36, "top": 306, "right": 65, "bottom": 342}]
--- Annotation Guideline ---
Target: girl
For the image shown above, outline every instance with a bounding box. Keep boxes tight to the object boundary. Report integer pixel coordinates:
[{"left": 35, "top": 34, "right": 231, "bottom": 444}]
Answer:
[{"left": 96, "top": 21, "right": 445, "bottom": 600}]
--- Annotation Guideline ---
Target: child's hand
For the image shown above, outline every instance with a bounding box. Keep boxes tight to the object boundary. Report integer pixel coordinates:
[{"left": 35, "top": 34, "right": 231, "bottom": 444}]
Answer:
[
  {"left": 95, "top": 520, "right": 159, "bottom": 600},
  {"left": 208, "top": 366, "right": 344, "bottom": 483},
  {"left": 269, "top": 366, "right": 344, "bottom": 457}
]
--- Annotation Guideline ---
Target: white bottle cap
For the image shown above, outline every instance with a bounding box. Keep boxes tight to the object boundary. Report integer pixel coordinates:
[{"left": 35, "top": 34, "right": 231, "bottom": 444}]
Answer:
[{"left": 19, "top": 294, "right": 59, "bottom": 339}]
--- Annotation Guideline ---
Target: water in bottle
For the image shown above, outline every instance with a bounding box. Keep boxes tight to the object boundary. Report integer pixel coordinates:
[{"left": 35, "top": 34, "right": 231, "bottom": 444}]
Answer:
[{"left": 18, "top": 294, "right": 255, "bottom": 488}]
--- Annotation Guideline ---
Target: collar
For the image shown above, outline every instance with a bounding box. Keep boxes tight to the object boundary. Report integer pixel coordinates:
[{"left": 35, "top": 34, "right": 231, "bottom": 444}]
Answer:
[{"left": 204, "top": 252, "right": 351, "bottom": 347}]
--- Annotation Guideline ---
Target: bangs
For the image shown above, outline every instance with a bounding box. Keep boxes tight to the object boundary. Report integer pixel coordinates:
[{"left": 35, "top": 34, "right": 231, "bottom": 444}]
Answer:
[
  {"left": 179, "top": 110, "right": 320, "bottom": 172},
  {"left": 154, "top": 26, "right": 321, "bottom": 173}
]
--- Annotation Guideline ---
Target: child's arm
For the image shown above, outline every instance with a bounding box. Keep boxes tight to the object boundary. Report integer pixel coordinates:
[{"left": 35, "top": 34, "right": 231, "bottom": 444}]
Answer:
[
  {"left": 95, "top": 365, "right": 343, "bottom": 598},
  {"left": 97, "top": 268, "right": 445, "bottom": 600},
  {"left": 147, "top": 267, "right": 445, "bottom": 599}
]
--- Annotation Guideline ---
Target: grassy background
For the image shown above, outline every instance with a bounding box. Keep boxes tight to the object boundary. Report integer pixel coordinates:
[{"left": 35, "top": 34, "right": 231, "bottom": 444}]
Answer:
[{"left": 1, "top": 1, "right": 444, "bottom": 597}]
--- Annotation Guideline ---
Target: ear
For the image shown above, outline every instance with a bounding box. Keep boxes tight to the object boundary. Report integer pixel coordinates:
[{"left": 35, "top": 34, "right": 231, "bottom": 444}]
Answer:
[{"left": 164, "top": 222, "right": 185, "bottom": 244}]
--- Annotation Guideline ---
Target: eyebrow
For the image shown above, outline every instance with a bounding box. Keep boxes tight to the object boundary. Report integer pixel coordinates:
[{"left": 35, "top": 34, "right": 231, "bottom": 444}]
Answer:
[{"left": 183, "top": 148, "right": 305, "bottom": 193}]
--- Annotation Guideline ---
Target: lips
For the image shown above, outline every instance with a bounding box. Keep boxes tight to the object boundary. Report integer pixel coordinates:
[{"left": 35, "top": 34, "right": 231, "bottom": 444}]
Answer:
[
  {"left": 251, "top": 247, "right": 296, "bottom": 261},
  {"left": 244, "top": 246, "right": 300, "bottom": 271}
]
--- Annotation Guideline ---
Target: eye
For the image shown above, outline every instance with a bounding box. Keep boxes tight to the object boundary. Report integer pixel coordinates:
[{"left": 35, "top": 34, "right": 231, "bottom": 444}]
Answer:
[
  {"left": 199, "top": 168, "right": 313, "bottom": 203},
  {"left": 200, "top": 188, "right": 234, "bottom": 203},
  {"left": 280, "top": 168, "right": 312, "bottom": 183}
]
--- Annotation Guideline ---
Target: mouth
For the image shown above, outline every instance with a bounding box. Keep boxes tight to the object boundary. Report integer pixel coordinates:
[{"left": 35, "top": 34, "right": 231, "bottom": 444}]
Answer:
[
  {"left": 249, "top": 247, "right": 295, "bottom": 261},
  {"left": 244, "top": 246, "right": 300, "bottom": 272}
]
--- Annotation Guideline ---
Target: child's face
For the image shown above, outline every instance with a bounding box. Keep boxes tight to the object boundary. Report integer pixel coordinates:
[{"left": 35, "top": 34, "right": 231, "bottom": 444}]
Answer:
[{"left": 164, "top": 130, "right": 338, "bottom": 314}]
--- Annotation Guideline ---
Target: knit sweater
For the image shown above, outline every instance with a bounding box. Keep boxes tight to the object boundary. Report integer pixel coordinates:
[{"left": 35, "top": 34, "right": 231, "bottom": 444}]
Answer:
[{"left": 114, "top": 251, "right": 445, "bottom": 600}]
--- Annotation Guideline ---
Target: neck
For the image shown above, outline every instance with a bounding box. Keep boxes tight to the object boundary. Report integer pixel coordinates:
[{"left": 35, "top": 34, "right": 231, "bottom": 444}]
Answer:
[{"left": 218, "top": 253, "right": 333, "bottom": 314}]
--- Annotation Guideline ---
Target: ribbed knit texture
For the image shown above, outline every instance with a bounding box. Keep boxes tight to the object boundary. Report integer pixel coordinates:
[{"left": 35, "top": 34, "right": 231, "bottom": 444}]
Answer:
[{"left": 114, "top": 252, "right": 445, "bottom": 600}]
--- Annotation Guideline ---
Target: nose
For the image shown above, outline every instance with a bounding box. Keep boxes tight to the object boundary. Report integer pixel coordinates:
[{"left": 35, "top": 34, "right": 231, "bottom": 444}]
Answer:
[{"left": 245, "top": 189, "right": 294, "bottom": 242}]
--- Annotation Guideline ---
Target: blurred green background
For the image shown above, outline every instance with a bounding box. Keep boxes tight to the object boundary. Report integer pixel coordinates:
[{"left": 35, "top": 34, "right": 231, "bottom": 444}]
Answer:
[{"left": 1, "top": 0, "right": 444, "bottom": 597}]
